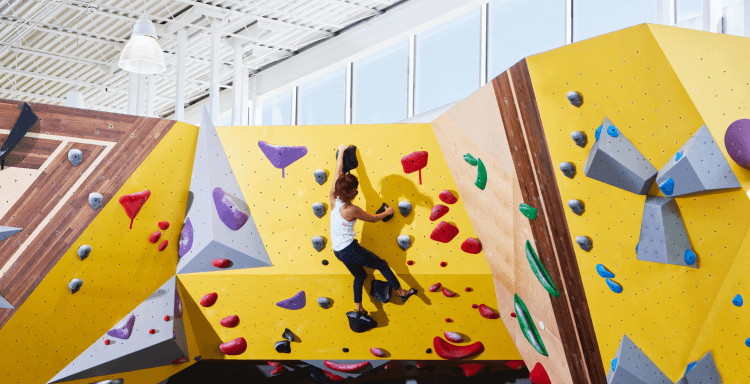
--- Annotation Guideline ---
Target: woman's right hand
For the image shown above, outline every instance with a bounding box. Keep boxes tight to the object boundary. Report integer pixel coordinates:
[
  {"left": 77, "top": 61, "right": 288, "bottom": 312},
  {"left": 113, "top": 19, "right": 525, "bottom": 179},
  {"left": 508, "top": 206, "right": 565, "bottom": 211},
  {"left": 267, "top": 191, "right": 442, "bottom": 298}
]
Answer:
[
  {"left": 384, "top": 207, "right": 394, "bottom": 216},
  {"left": 338, "top": 144, "right": 348, "bottom": 153}
]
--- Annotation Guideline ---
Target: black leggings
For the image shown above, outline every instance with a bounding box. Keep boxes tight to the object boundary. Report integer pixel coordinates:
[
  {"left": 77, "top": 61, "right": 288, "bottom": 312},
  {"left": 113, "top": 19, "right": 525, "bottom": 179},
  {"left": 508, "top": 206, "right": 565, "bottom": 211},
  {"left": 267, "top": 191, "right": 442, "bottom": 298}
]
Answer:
[{"left": 333, "top": 240, "right": 401, "bottom": 304}]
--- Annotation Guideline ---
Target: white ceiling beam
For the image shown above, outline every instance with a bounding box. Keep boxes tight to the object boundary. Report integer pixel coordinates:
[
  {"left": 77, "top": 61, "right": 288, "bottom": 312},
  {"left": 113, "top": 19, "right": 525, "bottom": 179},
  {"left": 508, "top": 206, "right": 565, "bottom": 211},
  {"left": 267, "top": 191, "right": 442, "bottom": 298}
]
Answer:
[
  {"left": 0, "top": 87, "right": 123, "bottom": 113},
  {"left": 324, "top": 0, "right": 383, "bottom": 15}
]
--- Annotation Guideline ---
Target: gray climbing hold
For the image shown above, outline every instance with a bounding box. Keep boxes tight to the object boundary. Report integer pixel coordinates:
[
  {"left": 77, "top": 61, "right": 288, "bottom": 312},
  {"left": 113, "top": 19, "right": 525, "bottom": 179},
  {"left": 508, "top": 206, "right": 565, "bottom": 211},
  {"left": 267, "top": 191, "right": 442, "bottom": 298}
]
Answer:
[
  {"left": 606, "top": 334, "right": 671, "bottom": 384},
  {"left": 68, "top": 278, "right": 83, "bottom": 294},
  {"left": 568, "top": 199, "right": 584, "bottom": 216},
  {"left": 77, "top": 245, "right": 92, "bottom": 261},
  {"left": 583, "top": 117, "right": 658, "bottom": 195},
  {"left": 576, "top": 236, "right": 592, "bottom": 252},
  {"left": 566, "top": 91, "right": 583, "bottom": 107},
  {"left": 678, "top": 351, "right": 722, "bottom": 384},
  {"left": 637, "top": 196, "right": 697, "bottom": 269},
  {"left": 0, "top": 226, "right": 22, "bottom": 243},
  {"left": 559, "top": 162, "right": 576, "bottom": 178},
  {"left": 68, "top": 149, "right": 83, "bottom": 167},
  {"left": 282, "top": 328, "right": 294, "bottom": 342},
  {"left": 397, "top": 235, "right": 411, "bottom": 251},
  {"left": 398, "top": 201, "right": 412, "bottom": 217},
  {"left": 88, "top": 193, "right": 103, "bottom": 210},
  {"left": 314, "top": 169, "right": 327, "bottom": 185},
  {"left": 275, "top": 340, "right": 291, "bottom": 353},
  {"left": 571, "top": 131, "right": 588, "bottom": 148},
  {"left": 656, "top": 125, "right": 740, "bottom": 197},
  {"left": 312, "top": 202, "right": 326, "bottom": 219},
  {"left": 317, "top": 297, "right": 332, "bottom": 309},
  {"left": 0, "top": 293, "right": 14, "bottom": 309},
  {"left": 96, "top": 380, "right": 123, "bottom": 384},
  {"left": 312, "top": 236, "right": 324, "bottom": 252}
]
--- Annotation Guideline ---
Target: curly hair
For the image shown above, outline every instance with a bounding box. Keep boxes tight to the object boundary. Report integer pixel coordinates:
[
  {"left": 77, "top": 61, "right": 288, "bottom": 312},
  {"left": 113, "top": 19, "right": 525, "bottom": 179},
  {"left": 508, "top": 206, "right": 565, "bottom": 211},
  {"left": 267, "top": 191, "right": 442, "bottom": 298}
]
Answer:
[{"left": 334, "top": 173, "right": 359, "bottom": 202}]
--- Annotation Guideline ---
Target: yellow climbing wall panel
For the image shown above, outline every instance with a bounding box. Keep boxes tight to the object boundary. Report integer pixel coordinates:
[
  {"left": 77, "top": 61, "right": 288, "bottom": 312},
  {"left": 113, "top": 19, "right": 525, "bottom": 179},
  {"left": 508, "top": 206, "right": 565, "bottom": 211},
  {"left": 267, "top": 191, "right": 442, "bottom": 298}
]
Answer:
[
  {"left": 526, "top": 24, "right": 750, "bottom": 382},
  {"left": 177, "top": 123, "right": 520, "bottom": 361},
  {"left": 0, "top": 122, "right": 199, "bottom": 384}
]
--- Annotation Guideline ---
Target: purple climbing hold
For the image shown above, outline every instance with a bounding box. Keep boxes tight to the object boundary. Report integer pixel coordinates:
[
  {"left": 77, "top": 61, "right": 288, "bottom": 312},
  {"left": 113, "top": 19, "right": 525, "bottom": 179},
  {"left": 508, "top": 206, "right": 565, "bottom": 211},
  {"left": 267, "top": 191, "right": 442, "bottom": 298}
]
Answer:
[
  {"left": 178, "top": 218, "right": 194, "bottom": 258},
  {"left": 107, "top": 314, "right": 136, "bottom": 339},
  {"left": 725, "top": 119, "right": 750, "bottom": 169},
  {"left": 212, "top": 187, "right": 248, "bottom": 231},
  {"left": 174, "top": 290, "right": 184, "bottom": 318},
  {"left": 258, "top": 141, "right": 308, "bottom": 178},
  {"left": 277, "top": 291, "right": 306, "bottom": 310},
  {"left": 733, "top": 294, "right": 743, "bottom": 307}
]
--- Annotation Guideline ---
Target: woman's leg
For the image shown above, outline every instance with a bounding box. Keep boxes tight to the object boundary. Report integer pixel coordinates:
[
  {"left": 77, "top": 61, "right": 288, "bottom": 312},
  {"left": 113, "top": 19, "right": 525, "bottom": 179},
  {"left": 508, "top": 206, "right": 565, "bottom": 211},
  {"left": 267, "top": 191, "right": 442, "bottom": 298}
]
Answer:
[{"left": 355, "top": 244, "right": 403, "bottom": 292}]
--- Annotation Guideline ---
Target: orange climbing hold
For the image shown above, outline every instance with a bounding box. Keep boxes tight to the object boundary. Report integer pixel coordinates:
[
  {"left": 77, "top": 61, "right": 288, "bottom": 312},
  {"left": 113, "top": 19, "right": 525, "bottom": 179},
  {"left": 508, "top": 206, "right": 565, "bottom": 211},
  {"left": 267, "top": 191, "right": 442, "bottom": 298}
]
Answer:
[
  {"left": 530, "top": 362, "right": 551, "bottom": 384},
  {"left": 158, "top": 240, "right": 168, "bottom": 251},
  {"left": 119, "top": 190, "right": 151, "bottom": 229},
  {"left": 149, "top": 231, "right": 161, "bottom": 243},
  {"left": 459, "top": 363, "right": 485, "bottom": 377}
]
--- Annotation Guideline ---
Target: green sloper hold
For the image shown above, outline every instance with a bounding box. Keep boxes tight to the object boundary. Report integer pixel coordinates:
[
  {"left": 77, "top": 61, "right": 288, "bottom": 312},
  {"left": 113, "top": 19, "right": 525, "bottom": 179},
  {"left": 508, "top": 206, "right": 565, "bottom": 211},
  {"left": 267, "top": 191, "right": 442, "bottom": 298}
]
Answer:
[
  {"left": 519, "top": 203, "right": 537, "bottom": 220},
  {"left": 525, "top": 241, "right": 559, "bottom": 298},
  {"left": 475, "top": 158, "right": 487, "bottom": 190},
  {"left": 514, "top": 294, "right": 548, "bottom": 356},
  {"left": 463, "top": 153, "right": 478, "bottom": 166}
]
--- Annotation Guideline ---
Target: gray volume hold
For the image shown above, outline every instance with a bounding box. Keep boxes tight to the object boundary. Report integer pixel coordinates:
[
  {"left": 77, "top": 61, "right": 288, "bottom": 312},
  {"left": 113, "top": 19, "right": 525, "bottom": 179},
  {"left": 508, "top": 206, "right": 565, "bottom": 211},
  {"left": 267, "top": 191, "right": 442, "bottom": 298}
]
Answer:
[
  {"left": 681, "top": 350, "right": 722, "bottom": 384},
  {"left": 583, "top": 117, "right": 657, "bottom": 195},
  {"left": 312, "top": 202, "right": 326, "bottom": 219},
  {"left": 559, "top": 162, "right": 576, "bottom": 178},
  {"left": 576, "top": 236, "right": 592, "bottom": 252},
  {"left": 397, "top": 235, "right": 411, "bottom": 251},
  {"left": 656, "top": 125, "right": 740, "bottom": 197},
  {"left": 0, "top": 226, "right": 22, "bottom": 243},
  {"left": 312, "top": 236, "right": 324, "bottom": 252},
  {"left": 0, "top": 293, "right": 14, "bottom": 309},
  {"left": 314, "top": 169, "right": 327, "bottom": 185},
  {"left": 568, "top": 199, "right": 585, "bottom": 216},
  {"left": 636, "top": 196, "right": 697, "bottom": 269},
  {"left": 606, "top": 334, "right": 672, "bottom": 384},
  {"left": 68, "top": 149, "right": 83, "bottom": 167},
  {"left": 398, "top": 201, "right": 412, "bottom": 217},
  {"left": 571, "top": 131, "right": 588, "bottom": 148},
  {"left": 77, "top": 245, "right": 92, "bottom": 260},
  {"left": 68, "top": 278, "right": 83, "bottom": 294},
  {"left": 88, "top": 193, "right": 103, "bottom": 210}
]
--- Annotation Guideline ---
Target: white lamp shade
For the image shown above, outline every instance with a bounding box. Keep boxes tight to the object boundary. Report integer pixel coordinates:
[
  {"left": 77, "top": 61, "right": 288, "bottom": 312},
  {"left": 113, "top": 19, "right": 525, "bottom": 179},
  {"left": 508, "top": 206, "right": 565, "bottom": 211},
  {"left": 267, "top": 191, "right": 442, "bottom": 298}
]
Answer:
[
  {"left": 118, "top": 35, "right": 167, "bottom": 74},
  {"left": 64, "top": 89, "right": 85, "bottom": 109}
]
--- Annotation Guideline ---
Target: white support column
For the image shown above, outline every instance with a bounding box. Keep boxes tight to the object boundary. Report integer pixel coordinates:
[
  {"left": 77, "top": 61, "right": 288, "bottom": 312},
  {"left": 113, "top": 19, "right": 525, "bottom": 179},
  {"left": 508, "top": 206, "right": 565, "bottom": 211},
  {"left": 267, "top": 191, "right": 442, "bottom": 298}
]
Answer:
[
  {"left": 565, "top": 0, "right": 573, "bottom": 44},
  {"left": 745, "top": 0, "right": 750, "bottom": 36},
  {"left": 251, "top": 76, "right": 259, "bottom": 126},
  {"left": 136, "top": 73, "right": 146, "bottom": 116},
  {"left": 479, "top": 3, "right": 488, "bottom": 87},
  {"left": 146, "top": 75, "right": 156, "bottom": 117},
  {"left": 241, "top": 68, "right": 250, "bottom": 125},
  {"left": 232, "top": 43, "right": 244, "bottom": 126},
  {"left": 670, "top": 0, "right": 676, "bottom": 25},
  {"left": 291, "top": 86, "right": 298, "bottom": 125},
  {"left": 175, "top": 28, "right": 187, "bottom": 121},
  {"left": 128, "top": 72, "right": 138, "bottom": 115},
  {"left": 407, "top": 35, "right": 415, "bottom": 118},
  {"left": 345, "top": 62, "right": 352, "bottom": 124},
  {"left": 704, "top": 0, "right": 723, "bottom": 32},
  {"left": 210, "top": 22, "right": 221, "bottom": 125}
]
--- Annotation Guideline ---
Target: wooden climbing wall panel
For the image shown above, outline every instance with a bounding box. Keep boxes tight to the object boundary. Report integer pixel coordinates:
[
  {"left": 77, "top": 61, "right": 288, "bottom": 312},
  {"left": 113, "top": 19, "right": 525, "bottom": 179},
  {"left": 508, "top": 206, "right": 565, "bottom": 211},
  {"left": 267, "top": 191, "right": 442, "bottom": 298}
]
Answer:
[{"left": 0, "top": 132, "right": 59, "bottom": 170}]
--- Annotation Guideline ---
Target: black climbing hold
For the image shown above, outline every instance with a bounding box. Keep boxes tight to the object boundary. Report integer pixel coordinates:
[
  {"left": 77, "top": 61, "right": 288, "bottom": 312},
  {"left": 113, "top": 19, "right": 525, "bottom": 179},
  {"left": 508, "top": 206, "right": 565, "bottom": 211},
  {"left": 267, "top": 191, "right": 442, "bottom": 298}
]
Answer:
[
  {"left": 336, "top": 145, "right": 358, "bottom": 174},
  {"left": 275, "top": 340, "right": 291, "bottom": 353},
  {"left": 566, "top": 91, "right": 583, "bottom": 107},
  {"left": 370, "top": 279, "right": 391, "bottom": 304},
  {"left": 346, "top": 310, "right": 377, "bottom": 333},
  {"left": 322, "top": 259, "right": 329, "bottom": 266},
  {"left": 576, "top": 236, "right": 592, "bottom": 252},
  {"left": 0, "top": 103, "right": 37, "bottom": 170},
  {"left": 571, "top": 131, "right": 587, "bottom": 148},
  {"left": 194, "top": 355, "right": 202, "bottom": 361},
  {"left": 314, "top": 169, "right": 327, "bottom": 185},
  {"left": 312, "top": 202, "right": 326, "bottom": 218},
  {"left": 559, "top": 162, "right": 576, "bottom": 178},
  {"left": 312, "top": 236, "right": 324, "bottom": 252},
  {"left": 343, "top": 348, "right": 349, "bottom": 352},
  {"left": 282, "top": 328, "right": 294, "bottom": 342},
  {"left": 568, "top": 199, "right": 584, "bottom": 216},
  {"left": 77, "top": 244, "right": 92, "bottom": 261},
  {"left": 397, "top": 235, "right": 411, "bottom": 251},
  {"left": 398, "top": 201, "right": 412, "bottom": 217},
  {"left": 317, "top": 297, "right": 332, "bottom": 308},
  {"left": 426, "top": 348, "right": 432, "bottom": 354},
  {"left": 376, "top": 202, "right": 394, "bottom": 222}
]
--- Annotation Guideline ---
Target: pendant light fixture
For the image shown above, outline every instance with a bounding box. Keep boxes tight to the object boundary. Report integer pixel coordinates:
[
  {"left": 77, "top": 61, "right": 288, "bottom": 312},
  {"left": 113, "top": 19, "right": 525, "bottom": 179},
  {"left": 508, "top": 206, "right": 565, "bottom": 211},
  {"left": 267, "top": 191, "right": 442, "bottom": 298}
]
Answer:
[
  {"left": 64, "top": 11, "right": 85, "bottom": 109},
  {"left": 118, "top": 1, "right": 166, "bottom": 74}
]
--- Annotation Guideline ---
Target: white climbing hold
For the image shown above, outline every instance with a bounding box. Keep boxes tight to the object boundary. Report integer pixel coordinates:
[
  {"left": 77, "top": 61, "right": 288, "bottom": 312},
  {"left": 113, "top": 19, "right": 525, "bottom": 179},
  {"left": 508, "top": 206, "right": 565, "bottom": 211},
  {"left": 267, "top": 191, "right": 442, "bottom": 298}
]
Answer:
[{"left": 539, "top": 321, "right": 545, "bottom": 330}]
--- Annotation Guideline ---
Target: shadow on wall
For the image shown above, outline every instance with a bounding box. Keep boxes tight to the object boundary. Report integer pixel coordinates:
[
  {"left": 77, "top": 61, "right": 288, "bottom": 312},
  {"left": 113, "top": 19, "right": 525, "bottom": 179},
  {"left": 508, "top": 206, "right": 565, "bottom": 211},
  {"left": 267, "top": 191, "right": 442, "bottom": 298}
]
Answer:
[{"left": 178, "top": 278, "right": 223, "bottom": 357}]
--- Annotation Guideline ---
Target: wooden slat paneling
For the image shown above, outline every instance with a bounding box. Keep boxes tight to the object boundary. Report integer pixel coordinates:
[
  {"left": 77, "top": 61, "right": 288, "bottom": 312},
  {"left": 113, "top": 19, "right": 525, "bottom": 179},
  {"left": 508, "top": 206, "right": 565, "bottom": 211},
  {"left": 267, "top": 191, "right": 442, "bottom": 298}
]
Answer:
[{"left": 0, "top": 133, "right": 61, "bottom": 169}]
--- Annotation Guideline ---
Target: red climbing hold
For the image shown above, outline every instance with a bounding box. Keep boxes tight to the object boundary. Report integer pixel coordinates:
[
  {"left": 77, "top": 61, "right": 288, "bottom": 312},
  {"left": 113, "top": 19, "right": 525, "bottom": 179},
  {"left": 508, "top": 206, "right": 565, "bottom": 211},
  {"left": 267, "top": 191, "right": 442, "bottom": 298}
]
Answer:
[
  {"left": 440, "top": 262, "right": 447, "bottom": 267},
  {"left": 445, "top": 318, "right": 452, "bottom": 322},
  {"left": 472, "top": 304, "right": 478, "bottom": 309},
  {"left": 416, "top": 362, "right": 428, "bottom": 369},
  {"left": 439, "top": 190, "right": 457, "bottom": 204},
  {"left": 104, "top": 339, "right": 110, "bottom": 345},
  {"left": 407, "top": 260, "right": 414, "bottom": 266},
  {"left": 267, "top": 361, "right": 280, "bottom": 367},
  {"left": 149, "top": 231, "right": 161, "bottom": 243},
  {"left": 149, "top": 329, "right": 155, "bottom": 334},
  {"left": 430, "top": 204, "right": 449, "bottom": 221},
  {"left": 478, "top": 304, "right": 499, "bottom": 319},
  {"left": 429, "top": 282, "right": 442, "bottom": 292},
  {"left": 442, "top": 287, "right": 457, "bottom": 297},
  {"left": 173, "top": 356, "right": 188, "bottom": 364},
  {"left": 461, "top": 238, "right": 482, "bottom": 254},
  {"left": 505, "top": 360, "right": 526, "bottom": 370},
  {"left": 200, "top": 292, "right": 218, "bottom": 307},
  {"left": 220, "top": 315, "right": 240, "bottom": 328},
  {"left": 370, "top": 347, "right": 386, "bottom": 357},
  {"left": 164, "top": 315, "right": 170, "bottom": 321},
  {"left": 158, "top": 221, "right": 169, "bottom": 230},
  {"left": 270, "top": 365, "right": 286, "bottom": 375},
  {"left": 465, "top": 287, "right": 472, "bottom": 292},
  {"left": 401, "top": 151, "right": 428, "bottom": 184},
  {"left": 220, "top": 337, "right": 247, "bottom": 355},
  {"left": 324, "top": 360, "right": 370, "bottom": 373},
  {"left": 459, "top": 363, "right": 485, "bottom": 378},
  {"left": 119, "top": 190, "right": 151, "bottom": 229},
  {"left": 433, "top": 336, "right": 485, "bottom": 360},
  {"left": 323, "top": 370, "right": 345, "bottom": 382},
  {"left": 530, "top": 362, "right": 551, "bottom": 384},
  {"left": 158, "top": 240, "right": 168, "bottom": 251},
  {"left": 510, "top": 312, "right": 517, "bottom": 318},
  {"left": 212, "top": 259, "right": 231, "bottom": 268},
  {"left": 431, "top": 221, "right": 459, "bottom": 243}
]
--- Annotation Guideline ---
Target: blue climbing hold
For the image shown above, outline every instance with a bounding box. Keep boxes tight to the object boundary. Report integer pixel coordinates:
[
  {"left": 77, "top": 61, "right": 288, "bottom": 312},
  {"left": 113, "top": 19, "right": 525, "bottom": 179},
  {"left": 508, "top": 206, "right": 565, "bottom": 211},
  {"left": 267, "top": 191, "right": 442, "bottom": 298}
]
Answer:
[
  {"left": 606, "top": 278, "right": 623, "bottom": 293},
  {"left": 685, "top": 361, "right": 697, "bottom": 376},
  {"left": 595, "top": 125, "right": 602, "bottom": 141},
  {"left": 596, "top": 264, "right": 615, "bottom": 278},
  {"left": 659, "top": 178, "right": 675, "bottom": 195},
  {"left": 733, "top": 294, "right": 743, "bottom": 307},
  {"left": 636, "top": 243, "right": 639, "bottom": 254},
  {"left": 684, "top": 249, "right": 696, "bottom": 265},
  {"left": 606, "top": 125, "right": 618, "bottom": 137},
  {"left": 675, "top": 151, "right": 683, "bottom": 162},
  {"left": 611, "top": 357, "right": 618, "bottom": 372},
  {"left": 746, "top": 338, "right": 750, "bottom": 347}
]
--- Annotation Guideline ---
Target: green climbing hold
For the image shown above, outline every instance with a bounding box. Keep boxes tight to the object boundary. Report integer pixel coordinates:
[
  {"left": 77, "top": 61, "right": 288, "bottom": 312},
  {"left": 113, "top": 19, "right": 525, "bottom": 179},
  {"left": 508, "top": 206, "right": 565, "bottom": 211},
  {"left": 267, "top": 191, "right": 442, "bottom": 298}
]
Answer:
[
  {"left": 475, "top": 158, "right": 487, "bottom": 190},
  {"left": 463, "top": 153, "right": 478, "bottom": 166},
  {"left": 514, "top": 294, "right": 548, "bottom": 356},
  {"left": 519, "top": 203, "right": 537, "bottom": 220},
  {"left": 525, "top": 241, "right": 559, "bottom": 298}
]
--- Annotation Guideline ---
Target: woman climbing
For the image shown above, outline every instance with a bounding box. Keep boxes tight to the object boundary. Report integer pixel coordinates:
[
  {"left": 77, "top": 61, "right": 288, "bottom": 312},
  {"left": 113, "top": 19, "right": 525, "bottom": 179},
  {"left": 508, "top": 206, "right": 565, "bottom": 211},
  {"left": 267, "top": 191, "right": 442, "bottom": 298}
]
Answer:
[{"left": 330, "top": 144, "right": 417, "bottom": 315}]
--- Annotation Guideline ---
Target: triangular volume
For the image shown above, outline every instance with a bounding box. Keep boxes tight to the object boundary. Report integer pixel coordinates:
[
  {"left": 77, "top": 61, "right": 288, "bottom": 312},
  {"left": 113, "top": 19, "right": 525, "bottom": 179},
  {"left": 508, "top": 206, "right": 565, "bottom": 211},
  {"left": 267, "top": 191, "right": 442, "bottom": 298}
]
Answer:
[
  {"left": 0, "top": 293, "right": 14, "bottom": 309},
  {"left": 176, "top": 107, "right": 271, "bottom": 274},
  {"left": 47, "top": 276, "right": 188, "bottom": 383},
  {"left": 606, "top": 334, "right": 671, "bottom": 384},
  {"left": 583, "top": 117, "right": 658, "bottom": 195},
  {"left": 680, "top": 351, "right": 723, "bottom": 384},
  {"left": 656, "top": 125, "right": 740, "bottom": 197},
  {"left": 637, "top": 196, "right": 697, "bottom": 269},
  {"left": 0, "top": 226, "right": 22, "bottom": 243}
]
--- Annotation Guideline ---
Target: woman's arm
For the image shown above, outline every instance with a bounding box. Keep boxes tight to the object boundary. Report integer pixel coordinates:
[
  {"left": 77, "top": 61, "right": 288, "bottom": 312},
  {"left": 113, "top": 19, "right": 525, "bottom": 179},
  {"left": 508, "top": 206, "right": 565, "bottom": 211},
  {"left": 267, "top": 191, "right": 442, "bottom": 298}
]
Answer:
[
  {"left": 348, "top": 204, "right": 394, "bottom": 223},
  {"left": 329, "top": 145, "right": 348, "bottom": 205}
]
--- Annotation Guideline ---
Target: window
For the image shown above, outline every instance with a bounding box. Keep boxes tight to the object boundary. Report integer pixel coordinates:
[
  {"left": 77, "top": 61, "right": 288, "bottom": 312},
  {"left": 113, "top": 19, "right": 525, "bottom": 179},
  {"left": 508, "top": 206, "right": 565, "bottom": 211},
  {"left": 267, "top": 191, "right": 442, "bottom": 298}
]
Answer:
[
  {"left": 353, "top": 40, "right": 409, "bottom": 124},
  {"left": 573, "top": 0, "right": 657, "bottom": 42},
  {"left": 415, "top": 8, "right": 480, "bottom": 115},
  {"left": 261, "top": 90, "right": 292, "bottom": 126},
  {"left": 298, "top": 67, "right": 346, "bottom": 125},
  {"left": 675, "top": 0, "right": 704, "bottom": 30},
  {"left": 488, "top": 0, "right": 565, "bottom": 80},
  {"left": 722, "top": 0, "right": 745, "bottom": 36}
]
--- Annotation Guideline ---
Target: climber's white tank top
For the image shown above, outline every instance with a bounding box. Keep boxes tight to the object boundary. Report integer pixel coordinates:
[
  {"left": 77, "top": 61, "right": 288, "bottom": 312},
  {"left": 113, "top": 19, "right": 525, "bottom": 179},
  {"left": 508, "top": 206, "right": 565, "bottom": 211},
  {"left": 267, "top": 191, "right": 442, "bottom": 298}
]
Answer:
[{"left": 331, "top": 197, "right": 356, "bottom": 251}]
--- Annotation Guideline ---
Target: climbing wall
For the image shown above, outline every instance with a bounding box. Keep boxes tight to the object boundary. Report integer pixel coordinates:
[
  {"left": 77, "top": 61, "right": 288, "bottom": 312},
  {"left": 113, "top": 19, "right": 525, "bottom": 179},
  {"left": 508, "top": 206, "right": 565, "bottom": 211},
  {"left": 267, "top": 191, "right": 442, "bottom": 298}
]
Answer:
[{"left": 527, "top": 23, "right": 750, "bottom": 382}]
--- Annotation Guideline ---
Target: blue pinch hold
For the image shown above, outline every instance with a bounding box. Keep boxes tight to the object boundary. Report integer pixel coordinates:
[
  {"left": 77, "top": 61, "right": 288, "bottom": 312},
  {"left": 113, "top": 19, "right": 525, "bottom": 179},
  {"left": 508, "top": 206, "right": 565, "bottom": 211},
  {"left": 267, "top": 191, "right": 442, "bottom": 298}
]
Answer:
[
  {"left": 606, "top": 278, "right": 623, "bottom": 293},
  {"left": 595, "top": 125, "right": 602, "bottom": 141},
  {"left": 606, "top": 125, "right": 619, "bottom": 137},
  {"left": 611, "top": 357, "right": 618, "bottom": 372},
  {"left": 685, "top": 361, "right": 697, "bottom": 376},
  {"left": 659, "top": 178, "right": 675, "bottom": 195},
  {"left": 675, "top": 151, "right": 683, "bottom": 162},
  {"left": 746, "top": 338, "right": 750, "bottom": 348},
  {"left": 596, "top": 264, "right": 615, "bottom": 278},
  {"left": 733, "top": 294, "right": 743, "bottom": 307},
  {"left": 684, "top": 249, "right": 697, "bottom": 265}
]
